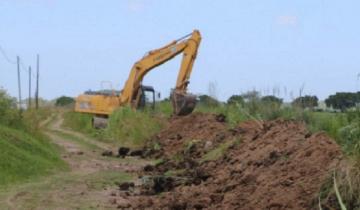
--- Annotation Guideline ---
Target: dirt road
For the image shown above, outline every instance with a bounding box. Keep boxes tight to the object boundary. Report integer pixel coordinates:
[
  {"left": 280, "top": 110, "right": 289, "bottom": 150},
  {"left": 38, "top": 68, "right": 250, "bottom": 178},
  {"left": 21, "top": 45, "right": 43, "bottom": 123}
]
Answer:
[{"left": 0, "top": 115, "right": 147, "bottom": 210}]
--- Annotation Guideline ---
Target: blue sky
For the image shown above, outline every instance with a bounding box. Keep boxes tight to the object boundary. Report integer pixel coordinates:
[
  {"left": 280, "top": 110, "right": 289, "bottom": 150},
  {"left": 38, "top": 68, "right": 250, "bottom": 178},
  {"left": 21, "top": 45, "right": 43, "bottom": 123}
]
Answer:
[{"left": 1, "top": 0, "right": 360, "bottom": 101}]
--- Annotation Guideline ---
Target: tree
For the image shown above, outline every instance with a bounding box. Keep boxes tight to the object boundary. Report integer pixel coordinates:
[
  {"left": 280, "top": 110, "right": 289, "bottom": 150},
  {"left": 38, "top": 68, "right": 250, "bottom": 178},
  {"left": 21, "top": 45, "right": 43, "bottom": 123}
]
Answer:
[
  {"left": 198, "top": 94, "right": 220, "bottom": 107},
  {"left": 292, "top": 95, "right": 318, "bottom": 109},
  {"left": 261, "top": 95, "right": 283, "bottom": 105},
  {"left": 325, "top": 92, "right": 360, "bottom": 111},
  {"left": 227, "top": 95, "right": 244, "bottom": 105},
  {"left": 55, "top": 96, "right": 75, "bottom": 107}
]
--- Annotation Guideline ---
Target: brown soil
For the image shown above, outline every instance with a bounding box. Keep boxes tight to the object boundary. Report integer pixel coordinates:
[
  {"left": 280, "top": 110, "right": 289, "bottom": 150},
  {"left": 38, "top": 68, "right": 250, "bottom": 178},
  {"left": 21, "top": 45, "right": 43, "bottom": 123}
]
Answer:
[
  {"left": 146, "top": 113, "right": 238, "bottom": 159},
  {"left": 120, "top": 113, "right": 344, "bottom": 210}
]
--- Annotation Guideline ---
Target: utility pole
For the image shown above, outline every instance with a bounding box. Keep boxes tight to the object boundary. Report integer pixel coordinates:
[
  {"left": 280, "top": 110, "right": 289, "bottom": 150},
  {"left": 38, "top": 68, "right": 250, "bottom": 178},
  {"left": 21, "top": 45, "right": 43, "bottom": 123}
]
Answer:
[
  {"left": 28, "top": 66, "right": 32, "bottom": 109},
  {"left": 35, "top": 54, "right": 39, "bottom": 109},
  {"left": 17, "top": 56, "right": 22, "bottom": 110}
]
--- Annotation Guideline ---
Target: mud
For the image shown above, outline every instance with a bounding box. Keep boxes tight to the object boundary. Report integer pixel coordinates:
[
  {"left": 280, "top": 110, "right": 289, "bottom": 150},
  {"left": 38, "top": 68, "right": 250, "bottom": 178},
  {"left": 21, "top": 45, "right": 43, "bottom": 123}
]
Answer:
[{"left": 115, "top": 113, "right": 344, "bottom": 210}]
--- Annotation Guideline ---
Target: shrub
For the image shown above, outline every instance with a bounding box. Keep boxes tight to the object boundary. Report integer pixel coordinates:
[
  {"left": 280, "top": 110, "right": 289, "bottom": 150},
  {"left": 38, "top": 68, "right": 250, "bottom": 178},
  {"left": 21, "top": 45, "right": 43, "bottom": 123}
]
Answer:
[
  {"left": 0, "top": 89, "right": 20, "bottom": 127},
  {"left": 55, "top": 96, "right": 75, "bottom": 107}
]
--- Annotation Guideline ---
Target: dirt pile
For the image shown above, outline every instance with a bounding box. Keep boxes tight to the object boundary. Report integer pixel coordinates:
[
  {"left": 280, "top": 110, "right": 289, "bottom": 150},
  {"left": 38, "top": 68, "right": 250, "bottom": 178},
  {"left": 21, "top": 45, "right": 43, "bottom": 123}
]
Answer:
[
  {"left": 145, "top": 113, "right": 237, "bottom": 159},
  {"left": 115, "top": 114, "right": 344, "bottom": 210}
]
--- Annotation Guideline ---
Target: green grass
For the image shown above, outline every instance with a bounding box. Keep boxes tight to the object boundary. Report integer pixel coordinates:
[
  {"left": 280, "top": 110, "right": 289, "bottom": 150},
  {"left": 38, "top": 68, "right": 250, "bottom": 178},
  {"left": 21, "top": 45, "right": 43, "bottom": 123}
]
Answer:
[
  {"left": 105, "top": 107, "right": 165, "bottom": 148},
  {"left": 63, "top": 107, "right": 165, "bottom": 148},
  {"left": 195, "top": 103, "right": 300, "bottom": 128},
  {"left": 154, "top": 101, "right": 173, "bottom": 117},
  {"left": 0, "top": 125, "right": 67, "bottom": 187},
  {"left": 62, "top": 111, "right": 96, "bottom": 135},
  {"left": 299, "top": 112, "right": 347, "bottom": 138},
  {"left": 0, "top": 107, "right": 52, "bottom": 134},
  {"left": 195, "top": 104, "right": 248, "bottom": 127}
]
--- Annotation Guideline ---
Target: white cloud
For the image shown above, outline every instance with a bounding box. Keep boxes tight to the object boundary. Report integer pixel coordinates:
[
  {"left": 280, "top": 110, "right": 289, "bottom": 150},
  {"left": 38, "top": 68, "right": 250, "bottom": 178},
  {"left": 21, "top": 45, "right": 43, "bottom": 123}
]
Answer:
[{"left": 277, "top": 15, "right": 298, "bottom": 26}]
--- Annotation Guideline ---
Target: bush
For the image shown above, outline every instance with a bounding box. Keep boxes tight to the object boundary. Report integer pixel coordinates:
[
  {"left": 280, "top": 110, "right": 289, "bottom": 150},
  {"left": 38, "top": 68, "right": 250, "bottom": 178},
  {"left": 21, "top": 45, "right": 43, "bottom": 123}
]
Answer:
[
  {"left": 55, "top": 96, "right": 75, "bottom": 107},
  {"left": 0, "top": 89, "right": 20, "bottom": 127}
]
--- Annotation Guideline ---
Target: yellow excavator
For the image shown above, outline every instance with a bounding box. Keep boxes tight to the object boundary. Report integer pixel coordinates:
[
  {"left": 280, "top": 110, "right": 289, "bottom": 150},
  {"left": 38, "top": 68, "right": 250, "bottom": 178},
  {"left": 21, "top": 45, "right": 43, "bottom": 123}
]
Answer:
[{"left": 75, "top": 30, "right": 202, "bottom": 128}]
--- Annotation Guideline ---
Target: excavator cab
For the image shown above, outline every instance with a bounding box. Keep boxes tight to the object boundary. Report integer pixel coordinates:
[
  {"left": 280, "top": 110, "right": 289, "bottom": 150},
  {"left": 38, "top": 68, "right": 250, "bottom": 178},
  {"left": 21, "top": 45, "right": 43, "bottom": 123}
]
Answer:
[{"left": 137, "top": 85, "right": 156, "bottom": 110}]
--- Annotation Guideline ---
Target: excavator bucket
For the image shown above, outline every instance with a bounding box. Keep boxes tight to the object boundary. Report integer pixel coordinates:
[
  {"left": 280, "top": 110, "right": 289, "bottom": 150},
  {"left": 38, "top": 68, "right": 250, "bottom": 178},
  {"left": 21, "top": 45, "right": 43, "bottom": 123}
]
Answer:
[{"left": 171, "top": 92, "right": 197, "bottom": 116}]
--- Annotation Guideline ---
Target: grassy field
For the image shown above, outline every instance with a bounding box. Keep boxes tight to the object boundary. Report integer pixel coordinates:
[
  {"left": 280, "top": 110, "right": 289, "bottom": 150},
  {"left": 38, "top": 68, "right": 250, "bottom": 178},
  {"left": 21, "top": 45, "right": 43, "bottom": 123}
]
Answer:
[{"left": 0, "top": 125, "right": 67, "bottom": 187}]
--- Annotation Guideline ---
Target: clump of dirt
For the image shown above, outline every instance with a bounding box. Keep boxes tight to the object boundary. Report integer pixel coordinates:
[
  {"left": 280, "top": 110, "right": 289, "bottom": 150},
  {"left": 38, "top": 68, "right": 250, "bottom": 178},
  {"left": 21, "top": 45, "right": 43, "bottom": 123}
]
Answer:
[{"left": 114, "top": 114, "right": 344, "bottom": 210}]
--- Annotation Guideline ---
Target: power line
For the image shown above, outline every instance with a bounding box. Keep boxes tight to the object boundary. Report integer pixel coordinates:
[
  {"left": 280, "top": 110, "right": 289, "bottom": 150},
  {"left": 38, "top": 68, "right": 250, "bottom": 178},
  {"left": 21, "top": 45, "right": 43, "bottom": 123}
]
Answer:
[
  {"left": 0, "top": 44, "right": 37, "bottom": 78},
  {"left": 0, "top": 45, "right": 17, "bottom": 64},
  {"left": 20, "top": 60, "right": 36, "bottom": 78}
]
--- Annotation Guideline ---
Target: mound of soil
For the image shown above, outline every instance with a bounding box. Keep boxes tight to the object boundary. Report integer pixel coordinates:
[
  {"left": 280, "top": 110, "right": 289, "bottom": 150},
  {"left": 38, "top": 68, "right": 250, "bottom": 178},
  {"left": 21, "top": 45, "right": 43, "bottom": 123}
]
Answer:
[
  {"left": 146, "top": 113, "right": 237, "bottom": 159},
  {"left": 116, "top": 114, "right": 344, "bottom": 210}
]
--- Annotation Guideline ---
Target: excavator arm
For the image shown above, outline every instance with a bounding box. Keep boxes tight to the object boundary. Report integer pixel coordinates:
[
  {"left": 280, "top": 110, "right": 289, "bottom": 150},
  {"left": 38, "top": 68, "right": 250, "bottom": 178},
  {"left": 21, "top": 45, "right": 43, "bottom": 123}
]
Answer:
[{"left": 119, "top": 30, "right": 201, "bottom": 115}]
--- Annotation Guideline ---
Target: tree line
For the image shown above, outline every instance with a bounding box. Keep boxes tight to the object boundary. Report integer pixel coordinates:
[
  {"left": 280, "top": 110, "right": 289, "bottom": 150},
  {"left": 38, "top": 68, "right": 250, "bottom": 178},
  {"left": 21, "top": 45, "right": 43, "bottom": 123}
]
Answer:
[{"left": 199, "top": 91, "right": 360, "bottom": 111}]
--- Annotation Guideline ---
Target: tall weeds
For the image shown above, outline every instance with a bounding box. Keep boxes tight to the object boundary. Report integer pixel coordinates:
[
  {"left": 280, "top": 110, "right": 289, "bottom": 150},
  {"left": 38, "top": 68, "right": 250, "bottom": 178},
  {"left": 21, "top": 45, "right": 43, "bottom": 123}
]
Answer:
[{"left": 105, "top": 107, "right": 164, "bottom": 148}]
